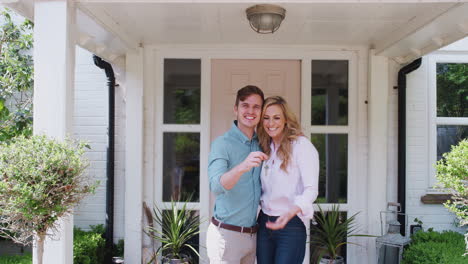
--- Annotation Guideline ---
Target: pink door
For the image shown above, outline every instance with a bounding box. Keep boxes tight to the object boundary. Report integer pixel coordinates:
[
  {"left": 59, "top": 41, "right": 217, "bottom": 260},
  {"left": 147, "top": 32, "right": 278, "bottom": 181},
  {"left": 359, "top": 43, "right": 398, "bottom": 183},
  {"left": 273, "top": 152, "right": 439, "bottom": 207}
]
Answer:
[{"left": 211, "top": 59, "right": 301, "bottom": 141}]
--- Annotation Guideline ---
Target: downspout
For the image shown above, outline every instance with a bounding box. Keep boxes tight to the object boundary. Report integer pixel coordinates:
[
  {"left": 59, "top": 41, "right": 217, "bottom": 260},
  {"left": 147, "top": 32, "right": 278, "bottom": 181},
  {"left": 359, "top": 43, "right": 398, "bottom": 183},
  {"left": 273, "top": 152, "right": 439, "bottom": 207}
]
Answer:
[
  {"left": 93, "top": 55, "right": 115, "bottom": 264},
  {"left": 397, "top": 58, "right": 422, "bottom": 236}
]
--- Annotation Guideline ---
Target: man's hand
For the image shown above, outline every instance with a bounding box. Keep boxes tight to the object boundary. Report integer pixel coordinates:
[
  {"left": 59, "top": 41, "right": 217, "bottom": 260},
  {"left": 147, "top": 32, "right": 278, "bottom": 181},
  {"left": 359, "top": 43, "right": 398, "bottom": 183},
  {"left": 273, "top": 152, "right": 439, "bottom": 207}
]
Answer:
[
  {"left": 240, "top": 151, "right": 269, "bottom": 173},
  {"left": 220, "top": 151, "right": 268, "bottom": 190}
]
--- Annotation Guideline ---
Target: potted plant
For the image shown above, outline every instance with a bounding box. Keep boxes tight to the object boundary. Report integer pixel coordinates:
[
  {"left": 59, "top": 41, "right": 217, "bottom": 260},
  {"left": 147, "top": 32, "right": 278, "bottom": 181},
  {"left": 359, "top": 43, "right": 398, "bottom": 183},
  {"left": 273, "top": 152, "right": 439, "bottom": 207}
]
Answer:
[
  {"left": 310, "top": 205, "right": 373, "bottom": 264},
  {"left": 145, "top": 199, "right": 201, "bottom": 264}
]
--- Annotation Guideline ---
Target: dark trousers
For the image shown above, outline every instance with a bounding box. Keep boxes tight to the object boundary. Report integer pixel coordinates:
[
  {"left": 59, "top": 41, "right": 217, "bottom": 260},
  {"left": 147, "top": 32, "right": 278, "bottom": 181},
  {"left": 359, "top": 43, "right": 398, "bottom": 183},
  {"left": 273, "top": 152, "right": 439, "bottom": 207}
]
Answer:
[{"left": 256, "top": 210, "right": 307, "bottom": 264}]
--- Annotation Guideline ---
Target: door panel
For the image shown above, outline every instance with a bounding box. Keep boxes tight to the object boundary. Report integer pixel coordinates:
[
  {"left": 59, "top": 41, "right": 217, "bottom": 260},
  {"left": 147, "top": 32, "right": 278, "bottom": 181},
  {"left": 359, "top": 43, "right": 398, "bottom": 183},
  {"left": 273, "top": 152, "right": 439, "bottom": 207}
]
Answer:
[{"left": 211, "top": 59, "right": 301, "bottom": 142}]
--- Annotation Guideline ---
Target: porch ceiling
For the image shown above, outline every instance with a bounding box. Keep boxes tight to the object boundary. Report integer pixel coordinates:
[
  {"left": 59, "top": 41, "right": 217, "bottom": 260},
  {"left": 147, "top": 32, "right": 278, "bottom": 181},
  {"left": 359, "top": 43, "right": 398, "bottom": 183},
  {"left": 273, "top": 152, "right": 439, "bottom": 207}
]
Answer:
[
  {"left": 75, "top": 1, "right": 468, "bottom": 63},
  {"left": 3, "top": 1, "right": 468, "bottom": 64},
  {"left": 78, "top": 2, "right": 452, "bottom": 46}
]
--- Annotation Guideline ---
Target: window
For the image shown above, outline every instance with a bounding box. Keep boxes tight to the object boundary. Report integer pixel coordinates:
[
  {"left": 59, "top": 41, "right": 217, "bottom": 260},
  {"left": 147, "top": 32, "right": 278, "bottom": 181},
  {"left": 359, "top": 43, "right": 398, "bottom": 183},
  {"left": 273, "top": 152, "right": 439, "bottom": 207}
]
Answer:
[
  {"left": 156, "top": 58, "right": 206, "bottom": 263},
  {"left": 429, "top": 57, "right": 468, "bottom": 186},
  {"left": 307, "top": 56, "right": 357, "bottom": 263},
  {"left": 311, "top": 60, "right": 349, "bottom": 204},
  {"left": 162, "top": 59, "right": 201, "bottom": 202}
]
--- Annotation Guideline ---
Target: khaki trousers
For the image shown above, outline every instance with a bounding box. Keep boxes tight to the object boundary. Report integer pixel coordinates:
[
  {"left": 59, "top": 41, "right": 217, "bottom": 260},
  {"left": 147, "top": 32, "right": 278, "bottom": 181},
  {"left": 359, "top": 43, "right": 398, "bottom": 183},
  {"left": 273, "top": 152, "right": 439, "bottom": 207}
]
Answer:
[{"left": 206, "top": 222, "right": 256, "bottom": 264}]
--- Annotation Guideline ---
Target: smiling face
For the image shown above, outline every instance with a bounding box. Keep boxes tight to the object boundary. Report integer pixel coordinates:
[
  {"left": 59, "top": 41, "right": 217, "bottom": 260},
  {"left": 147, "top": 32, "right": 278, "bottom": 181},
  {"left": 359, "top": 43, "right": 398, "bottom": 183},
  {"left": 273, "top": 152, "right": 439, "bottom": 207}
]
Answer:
[
  {"left": 262, "top": 104, "right": 286, "bottom": 144},
  {"left": 234, "top": 94, "right": 263, "bottom": 135}
]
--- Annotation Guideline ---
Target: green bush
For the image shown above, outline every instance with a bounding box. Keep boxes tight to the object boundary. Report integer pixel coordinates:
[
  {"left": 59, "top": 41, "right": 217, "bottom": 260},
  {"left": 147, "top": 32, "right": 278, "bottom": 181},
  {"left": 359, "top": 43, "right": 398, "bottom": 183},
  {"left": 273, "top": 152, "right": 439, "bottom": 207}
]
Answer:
[
  {"left": 403, "top": 230, "right": 466, "bottom": 264},
  {"left": 436, "top": 139, "right": 468, "bottom": 226},
  {"left": 113, "top": 239, "right": 124, "bottom": 257},
  {"left": 0, "top": 225, "right": 122, "bottom": 264},
  {"left": 73, "top": 225, "right": 106, "bottom": 264},
  {"left": 0, "top": 253, "right": 32, "bottom": 264}
]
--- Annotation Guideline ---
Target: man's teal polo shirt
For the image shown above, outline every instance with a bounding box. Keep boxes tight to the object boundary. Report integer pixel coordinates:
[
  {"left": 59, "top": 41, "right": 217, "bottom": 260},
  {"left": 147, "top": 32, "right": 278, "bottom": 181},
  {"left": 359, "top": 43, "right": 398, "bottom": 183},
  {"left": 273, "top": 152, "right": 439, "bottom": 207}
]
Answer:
[{"left": 208, "top": 121, "right": 262, "bottom": 227}]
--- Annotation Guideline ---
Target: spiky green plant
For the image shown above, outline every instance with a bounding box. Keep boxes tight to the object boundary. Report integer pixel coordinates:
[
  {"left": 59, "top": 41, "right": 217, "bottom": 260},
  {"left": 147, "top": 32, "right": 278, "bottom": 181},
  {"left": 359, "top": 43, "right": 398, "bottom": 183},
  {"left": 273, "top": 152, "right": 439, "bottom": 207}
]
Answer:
[
  {"left": 145, "top": 200, "right": 200, "bottom": 263},
  {"left": 310, "top": 205, "right": 372, "bottom": 262}
]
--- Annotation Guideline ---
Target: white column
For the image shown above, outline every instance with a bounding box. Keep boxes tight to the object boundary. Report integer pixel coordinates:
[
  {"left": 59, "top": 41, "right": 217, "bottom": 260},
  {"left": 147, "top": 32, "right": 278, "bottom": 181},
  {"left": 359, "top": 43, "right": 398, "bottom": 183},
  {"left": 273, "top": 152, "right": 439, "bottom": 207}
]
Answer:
[
  {"left": 32, "top": 1, "right": 76, "bottom": 264},
  {"left": 124, "top": 48, "right": 144, "bottom": 264},
  {"left": 367, "top": 50, "right": 389, "bottom": 264}
]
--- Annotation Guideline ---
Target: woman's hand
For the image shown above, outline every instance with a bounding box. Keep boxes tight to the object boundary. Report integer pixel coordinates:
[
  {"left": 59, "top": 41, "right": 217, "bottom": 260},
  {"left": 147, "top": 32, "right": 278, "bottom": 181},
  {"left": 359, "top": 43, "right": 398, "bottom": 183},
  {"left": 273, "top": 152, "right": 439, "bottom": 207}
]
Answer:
[{"left": 266, "top": 206, "right": 302, "bottom": 230}]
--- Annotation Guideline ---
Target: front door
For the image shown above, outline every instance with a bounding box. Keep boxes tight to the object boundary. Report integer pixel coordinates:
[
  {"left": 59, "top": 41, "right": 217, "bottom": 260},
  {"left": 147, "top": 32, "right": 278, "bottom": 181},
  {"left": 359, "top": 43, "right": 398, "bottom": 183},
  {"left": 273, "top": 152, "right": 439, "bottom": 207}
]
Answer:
[{"left": 211, "top": 59, "right": 301, "bottom": 141}]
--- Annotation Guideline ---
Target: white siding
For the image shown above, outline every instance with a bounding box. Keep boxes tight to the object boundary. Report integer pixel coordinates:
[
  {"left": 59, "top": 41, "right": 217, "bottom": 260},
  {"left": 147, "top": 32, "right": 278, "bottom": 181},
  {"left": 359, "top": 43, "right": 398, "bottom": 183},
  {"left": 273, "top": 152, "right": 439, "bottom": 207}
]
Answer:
[
  {"left": 73, "top": 47, "right": 108, "bottom": 230},
  {"left": 73, "top": 46, "right": 127, "bottom": 242},
  {"left": 404, "top": 56, "right": 464, "bottom": 233}
]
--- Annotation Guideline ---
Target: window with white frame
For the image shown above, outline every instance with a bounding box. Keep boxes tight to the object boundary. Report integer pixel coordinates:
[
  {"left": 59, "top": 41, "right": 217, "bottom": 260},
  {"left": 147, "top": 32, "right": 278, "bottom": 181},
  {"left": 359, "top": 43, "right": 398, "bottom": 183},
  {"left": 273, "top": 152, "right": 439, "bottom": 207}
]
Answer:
[
  {"left": 309, "top": 59, "right": 353, "bottom": 262},
  {"left": 158, "top": 58, "right": 202, "bottom": 262},
  {"left": 429, "top": 55, "right": 468, "bottom": 186}
]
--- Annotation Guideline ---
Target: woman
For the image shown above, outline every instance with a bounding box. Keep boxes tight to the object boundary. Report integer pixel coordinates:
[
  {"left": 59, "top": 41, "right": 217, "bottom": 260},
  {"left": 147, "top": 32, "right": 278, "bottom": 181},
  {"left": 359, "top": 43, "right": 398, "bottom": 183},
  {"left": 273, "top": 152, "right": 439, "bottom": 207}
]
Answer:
[{"left": 256, "top": 96, "right": 319, "bottom": 264}]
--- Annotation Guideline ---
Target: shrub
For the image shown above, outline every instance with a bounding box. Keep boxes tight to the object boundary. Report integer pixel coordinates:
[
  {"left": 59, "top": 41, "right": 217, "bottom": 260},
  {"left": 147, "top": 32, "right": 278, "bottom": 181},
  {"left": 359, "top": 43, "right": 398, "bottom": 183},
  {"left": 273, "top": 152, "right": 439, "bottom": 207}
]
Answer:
[
  {"left": 436, "top": 139, "right": 468, "bottom": 226},
  {"left": 0, "top": 253, "right": 32, "bottom": 264},
  {"left": 0, "top": 135, "right": 97, "bottom": 264},
  {"left": 74, "top": 225, "right": 105, "bottom": 264},
  {"left": 403, "top": 230, "right": 466, "bottom": 264},
  {"left": 113, "top": 239, "right": 124, "bottom": 257}
]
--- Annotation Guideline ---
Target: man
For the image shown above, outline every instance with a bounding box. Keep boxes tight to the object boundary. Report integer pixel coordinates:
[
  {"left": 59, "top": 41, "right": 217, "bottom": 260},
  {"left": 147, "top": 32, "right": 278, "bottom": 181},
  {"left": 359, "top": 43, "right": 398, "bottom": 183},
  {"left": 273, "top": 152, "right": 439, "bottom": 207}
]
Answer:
[{"left": 207, "top": 85, "right": 268, "bottom": 264}]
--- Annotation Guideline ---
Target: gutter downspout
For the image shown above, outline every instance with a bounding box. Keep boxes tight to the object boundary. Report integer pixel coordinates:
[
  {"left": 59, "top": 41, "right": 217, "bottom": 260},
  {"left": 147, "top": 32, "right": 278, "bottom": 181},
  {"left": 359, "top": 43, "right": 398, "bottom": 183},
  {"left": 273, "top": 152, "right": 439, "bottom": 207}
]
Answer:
[
  {"left": 93, "top": 55, "right": 115, "bottom": 264},
  {"left": 397, "top": 58, "right": 422, "bottom": 236}
]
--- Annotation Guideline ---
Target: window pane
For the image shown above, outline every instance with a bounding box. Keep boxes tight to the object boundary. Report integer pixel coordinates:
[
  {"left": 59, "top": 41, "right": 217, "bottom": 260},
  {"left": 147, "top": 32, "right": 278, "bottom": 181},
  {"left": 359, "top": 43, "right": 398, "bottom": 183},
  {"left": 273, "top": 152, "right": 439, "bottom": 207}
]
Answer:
[
  {"left": 310, "top": 211, "right": 347, "bottom": 262},
  {"left": 311, "top": 60, "right": 349, "bottom": 125},
  {"left": 436, "top": 63, "right": 468, "bottom": 117},
  {"left": 437, "top": 125, "right": 468, "bottom": 160},
  {"left": 311, "top": 134, "right": 348, "bottom": 203},
  {"left": 164, "top": 59, "right": 201, "bottom": 124},
  {"left": 163, "top": 133, "right": 200, "bottom": 202},
  {"left": 162, "top": 209, "right": 200, "bottom": 264}
]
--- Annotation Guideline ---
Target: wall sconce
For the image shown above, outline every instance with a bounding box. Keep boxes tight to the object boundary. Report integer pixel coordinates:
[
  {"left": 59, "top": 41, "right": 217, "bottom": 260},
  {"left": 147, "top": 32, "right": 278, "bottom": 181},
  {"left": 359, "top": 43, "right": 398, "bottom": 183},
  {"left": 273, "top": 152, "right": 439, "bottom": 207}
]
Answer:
[{"left": 246, "top": 4, "right": 286, "bottom": 34}]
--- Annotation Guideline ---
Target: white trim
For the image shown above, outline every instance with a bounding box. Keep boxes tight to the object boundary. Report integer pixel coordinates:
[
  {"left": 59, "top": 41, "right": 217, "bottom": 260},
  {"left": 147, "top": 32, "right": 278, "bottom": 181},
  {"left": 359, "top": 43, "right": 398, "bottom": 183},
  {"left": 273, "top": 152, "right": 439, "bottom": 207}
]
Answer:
[
  {"left": 436, "top": 117, "right": 468, "bottom": 125},
  {"left": 153, "top": 54, "right": 208, "bottom": 262},
  {"left": 366, "top": 50, "right": 389, "bottom": 264},
  {"left": 301, "top": 59, "right": 312, "bottom": 138},
  {"left": 427, "top": 54, "right": 468, "bottom": 188},
  {"left": 160, "top": 202, "right": 200, "bottom": 211},
  {"left": 310, "top": 126, "right": 350, "bottom": 134},
  {"left": 199, "top": 57, "right": 211, "bottom": 263},
  {"left": 124, "top": 48, "right": 144, "bottom": 264},
  {"left": 161, "top": 124, "right": 202, "bottom": 132},
  {"left": 32, "top": 1, "right": 76, "bottom": 263}
]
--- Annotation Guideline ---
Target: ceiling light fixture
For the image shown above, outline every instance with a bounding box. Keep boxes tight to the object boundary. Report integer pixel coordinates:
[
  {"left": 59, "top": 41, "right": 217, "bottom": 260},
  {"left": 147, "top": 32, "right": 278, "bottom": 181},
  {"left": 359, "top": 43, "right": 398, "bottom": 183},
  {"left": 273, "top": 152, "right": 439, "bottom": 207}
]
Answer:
[{"left": 246, "top": 4, "right": 286, "bottom": 34}]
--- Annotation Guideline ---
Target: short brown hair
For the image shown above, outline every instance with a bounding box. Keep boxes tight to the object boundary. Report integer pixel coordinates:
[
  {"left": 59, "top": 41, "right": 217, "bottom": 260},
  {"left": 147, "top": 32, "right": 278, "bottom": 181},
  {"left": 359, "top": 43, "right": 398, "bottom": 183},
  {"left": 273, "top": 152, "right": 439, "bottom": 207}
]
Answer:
[{"left": 235, "top": 85, "right": 264, "bottom": 106}]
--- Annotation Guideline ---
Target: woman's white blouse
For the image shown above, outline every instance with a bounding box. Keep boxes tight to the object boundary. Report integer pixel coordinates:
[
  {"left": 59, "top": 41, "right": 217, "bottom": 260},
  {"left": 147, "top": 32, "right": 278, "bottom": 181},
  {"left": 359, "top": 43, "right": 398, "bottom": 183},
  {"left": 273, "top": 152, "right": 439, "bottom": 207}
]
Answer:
[{"left": 260, "top": 136, "right": 319, "bottom": 222}]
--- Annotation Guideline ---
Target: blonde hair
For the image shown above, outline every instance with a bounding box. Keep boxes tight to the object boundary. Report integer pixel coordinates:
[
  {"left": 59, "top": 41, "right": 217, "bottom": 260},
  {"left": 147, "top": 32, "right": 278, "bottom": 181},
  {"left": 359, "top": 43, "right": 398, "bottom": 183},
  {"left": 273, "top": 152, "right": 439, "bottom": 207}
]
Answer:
[{"left": 257, "top": 96, "right": 303, "bottom": 172}]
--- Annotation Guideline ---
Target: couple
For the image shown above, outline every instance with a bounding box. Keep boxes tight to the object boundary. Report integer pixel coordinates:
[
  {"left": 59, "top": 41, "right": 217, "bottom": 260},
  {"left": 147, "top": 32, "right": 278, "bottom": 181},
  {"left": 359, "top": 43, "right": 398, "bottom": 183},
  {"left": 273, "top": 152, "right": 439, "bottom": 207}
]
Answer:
[{"left": 207, "top": 85, "right": 319, "bottom": 264}]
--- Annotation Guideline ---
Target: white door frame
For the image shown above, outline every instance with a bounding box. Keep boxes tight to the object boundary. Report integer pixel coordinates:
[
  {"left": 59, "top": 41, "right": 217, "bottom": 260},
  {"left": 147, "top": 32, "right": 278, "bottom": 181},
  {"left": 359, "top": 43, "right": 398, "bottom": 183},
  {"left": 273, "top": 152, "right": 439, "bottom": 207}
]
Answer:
[{"left": 151, "top": 45, "right": 366, "bottom": 264}]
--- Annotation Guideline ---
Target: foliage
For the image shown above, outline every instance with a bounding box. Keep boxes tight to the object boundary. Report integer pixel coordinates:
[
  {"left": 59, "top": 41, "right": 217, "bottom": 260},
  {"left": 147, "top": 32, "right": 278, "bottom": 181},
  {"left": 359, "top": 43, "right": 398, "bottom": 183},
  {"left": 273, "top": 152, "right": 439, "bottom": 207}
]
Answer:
[
  {"left": 0, "top": 225, "right": 122, "bottom": 264},
  {"left": 310, "top": 205, "right": 372, "bottom": 261},
  {"left": 435, "top": 139, "right": 468, "bottom": 253},
  {"left": 0, "top": 253, "right": 32, "bottom": 264},
  {"left": 0, "top": 8, "right": 34, "bottom": 141},
  {"left": 74, "top": 225, "right": 106, "bottom": 264},
  {"left": 436, "top": 63, "right": 468, "bottom": 118},
  {"left": 113, "top": 239, "right": 125, "bottom": 257},
  {"left": 0, "top": 135, "right": 97, "bottom": 264},
  {"left": 436, "top": 139, "right": 468, "bottom": 224},
  {"left": 145, "top": 200, "right": 200, "bottom": 263},
  {"left": 173, "top": 88, "right": 200, "bottom": 124},
  {"left": 402, "top": 230, "right": 466, "bottom": 264}
]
